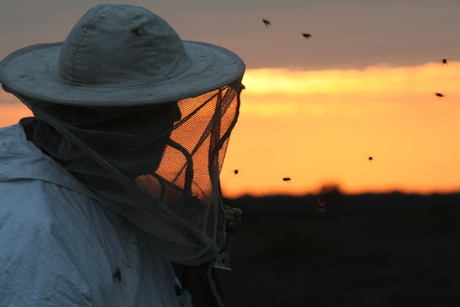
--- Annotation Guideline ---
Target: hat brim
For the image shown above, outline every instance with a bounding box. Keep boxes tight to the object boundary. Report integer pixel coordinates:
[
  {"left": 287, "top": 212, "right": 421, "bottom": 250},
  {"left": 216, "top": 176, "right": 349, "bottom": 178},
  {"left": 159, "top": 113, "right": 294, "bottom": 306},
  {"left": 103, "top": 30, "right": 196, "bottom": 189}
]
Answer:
[{"left": 0, "top": 41, "right": 245, "bottom": 106}]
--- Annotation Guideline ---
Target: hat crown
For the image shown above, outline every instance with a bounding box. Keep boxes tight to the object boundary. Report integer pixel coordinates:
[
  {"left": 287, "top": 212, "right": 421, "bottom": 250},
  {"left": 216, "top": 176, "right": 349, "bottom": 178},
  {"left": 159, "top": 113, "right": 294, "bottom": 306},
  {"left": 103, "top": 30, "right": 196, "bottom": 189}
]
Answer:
[{"left": 57, "top": 4, "right": 192, "bottom": 87}]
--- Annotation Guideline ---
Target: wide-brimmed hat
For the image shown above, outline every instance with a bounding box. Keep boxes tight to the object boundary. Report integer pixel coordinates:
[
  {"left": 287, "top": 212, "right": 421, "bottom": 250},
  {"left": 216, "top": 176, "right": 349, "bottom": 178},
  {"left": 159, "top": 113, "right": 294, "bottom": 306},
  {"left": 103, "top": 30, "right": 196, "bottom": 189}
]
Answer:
[{"left": 0, "top": 4, "right": 245, "bottom": 106}]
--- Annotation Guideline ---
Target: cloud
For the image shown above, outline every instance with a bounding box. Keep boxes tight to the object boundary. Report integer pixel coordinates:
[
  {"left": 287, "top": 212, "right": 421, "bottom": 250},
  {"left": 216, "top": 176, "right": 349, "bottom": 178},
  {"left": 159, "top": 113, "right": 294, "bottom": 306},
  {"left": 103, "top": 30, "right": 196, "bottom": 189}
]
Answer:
[
  {"left": 243, "top": 62, "right": 460, "bottom": 95},
  {"left": 241, "top": 62, "right": 460, "bottom": 119}
]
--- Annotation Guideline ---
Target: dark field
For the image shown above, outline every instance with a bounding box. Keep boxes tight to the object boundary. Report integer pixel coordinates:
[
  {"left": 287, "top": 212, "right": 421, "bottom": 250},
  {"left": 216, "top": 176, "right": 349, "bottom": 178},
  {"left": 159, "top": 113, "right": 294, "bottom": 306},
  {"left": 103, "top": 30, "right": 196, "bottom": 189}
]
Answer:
[{"left": 187, "top": 191, "right": 460, "bottom": 306}]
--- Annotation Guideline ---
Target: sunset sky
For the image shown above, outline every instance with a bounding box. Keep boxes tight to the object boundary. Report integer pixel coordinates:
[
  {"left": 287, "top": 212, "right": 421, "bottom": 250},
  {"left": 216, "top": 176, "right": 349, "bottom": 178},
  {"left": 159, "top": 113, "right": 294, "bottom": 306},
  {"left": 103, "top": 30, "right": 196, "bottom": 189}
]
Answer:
[{"left": 1, "top": 0, "right": 460, "bottom": 198}]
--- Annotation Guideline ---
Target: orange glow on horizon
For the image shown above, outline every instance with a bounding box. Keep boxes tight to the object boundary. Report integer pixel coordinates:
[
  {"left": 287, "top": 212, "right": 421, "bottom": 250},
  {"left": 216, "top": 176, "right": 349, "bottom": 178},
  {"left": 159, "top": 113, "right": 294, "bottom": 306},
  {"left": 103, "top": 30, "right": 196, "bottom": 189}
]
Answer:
[
  {"left": 221, "top": 62, "right": 460, "bottom": 198},
  {"left": 1, "top": 62, "right": 460, "bottom": 198},
  {"left": 0, "top": 91, "right": 32, "bottom": 127}
]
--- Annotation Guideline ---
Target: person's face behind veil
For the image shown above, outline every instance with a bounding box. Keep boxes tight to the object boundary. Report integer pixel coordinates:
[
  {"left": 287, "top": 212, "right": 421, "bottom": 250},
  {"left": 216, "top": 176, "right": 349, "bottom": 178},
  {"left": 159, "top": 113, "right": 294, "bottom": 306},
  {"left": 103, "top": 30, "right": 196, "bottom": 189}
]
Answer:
[{"left": 55, "top": 102, "right": 182, "bottom": 179}]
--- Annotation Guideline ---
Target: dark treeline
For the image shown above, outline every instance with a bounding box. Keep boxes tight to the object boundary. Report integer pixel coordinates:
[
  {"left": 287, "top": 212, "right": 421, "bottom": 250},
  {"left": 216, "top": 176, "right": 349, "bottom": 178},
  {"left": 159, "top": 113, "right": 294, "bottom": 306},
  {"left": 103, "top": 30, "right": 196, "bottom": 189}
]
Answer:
[
  {"left": 188, "top": 191, "right": 460, "bottom": 307},
  {"left": 226, "top": 190, "right": 460, "bottom": 220}
]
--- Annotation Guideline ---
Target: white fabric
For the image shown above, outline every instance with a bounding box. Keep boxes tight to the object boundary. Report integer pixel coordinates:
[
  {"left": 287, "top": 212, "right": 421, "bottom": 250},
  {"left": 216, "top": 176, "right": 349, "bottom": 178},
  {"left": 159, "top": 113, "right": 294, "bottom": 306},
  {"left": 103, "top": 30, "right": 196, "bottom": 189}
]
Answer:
[{"left": 0, "top": 123, "right": 192, "bottom": 307}]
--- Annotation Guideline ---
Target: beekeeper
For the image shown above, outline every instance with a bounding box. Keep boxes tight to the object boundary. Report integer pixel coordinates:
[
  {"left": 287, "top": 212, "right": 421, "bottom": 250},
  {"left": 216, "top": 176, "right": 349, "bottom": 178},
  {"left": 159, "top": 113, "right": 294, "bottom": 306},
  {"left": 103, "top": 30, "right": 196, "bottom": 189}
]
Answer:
[{"left": 0, "top": 4, "right": 244, "bottom": 306}]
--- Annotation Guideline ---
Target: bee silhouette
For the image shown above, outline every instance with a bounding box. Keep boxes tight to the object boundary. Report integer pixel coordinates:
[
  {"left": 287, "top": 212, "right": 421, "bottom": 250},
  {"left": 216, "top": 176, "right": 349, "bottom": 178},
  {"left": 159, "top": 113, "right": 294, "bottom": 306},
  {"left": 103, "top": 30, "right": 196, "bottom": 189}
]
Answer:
[
  {"left": 368, "top": 156, "right": 373, "bottom": 162},
  {"left": 282, "top": 177, "right": 291, "bottom": 183},
  {"left": 113, "top": 267, "right": 122, "bottom": 282},
  {"left": 262, "top": 19, "right": 271, "bottom": 27},
  {"left": 316, "top": 198, "right": 326, "bottom": 213},
  {"left": 435, "top": 92, "right": 444, "bottom": 98},
  {"left": 440, "top": 58, "right": 449, "bottom": 65},
  {"left": 233, "top": 169, "right": 241, "bottom": 177},
  {"left": 302, "top": 33, "right": 312, "bottom": 39},
  {"left": 132, "top": 27, "right": 145, "bottom": 36}
]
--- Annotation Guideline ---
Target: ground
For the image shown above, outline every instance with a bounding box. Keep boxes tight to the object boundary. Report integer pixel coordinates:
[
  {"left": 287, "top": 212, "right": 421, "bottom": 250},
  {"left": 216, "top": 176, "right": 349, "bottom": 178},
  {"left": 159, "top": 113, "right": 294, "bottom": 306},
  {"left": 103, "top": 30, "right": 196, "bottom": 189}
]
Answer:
[{"left": 187, "top": 192, "right": 460, "bottom": 306}]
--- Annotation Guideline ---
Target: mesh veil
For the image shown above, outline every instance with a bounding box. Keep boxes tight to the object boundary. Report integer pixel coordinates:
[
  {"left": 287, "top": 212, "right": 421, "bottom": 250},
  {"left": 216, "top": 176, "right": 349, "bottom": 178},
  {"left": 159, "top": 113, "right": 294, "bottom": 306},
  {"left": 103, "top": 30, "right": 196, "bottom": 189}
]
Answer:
[{"left": 14, "top": 80, "right": 243, "bottom": 266}]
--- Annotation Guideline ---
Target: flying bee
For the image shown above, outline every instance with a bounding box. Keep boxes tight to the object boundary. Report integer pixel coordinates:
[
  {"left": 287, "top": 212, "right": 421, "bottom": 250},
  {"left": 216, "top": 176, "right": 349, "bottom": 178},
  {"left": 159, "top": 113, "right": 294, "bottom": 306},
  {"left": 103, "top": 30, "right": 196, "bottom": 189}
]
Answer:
[
  {"left": 282, "top": 177, "right": 291, "bottom": 183},
  {"left": 435, "top": 92, "right": 444, "bottom": 98},
  {"left": 368, "top": 156, "right": 373, "bottom": 162},
  {"left": 262, "top": 19, "right": 271, "bottom": 27},
  {"left": 233, "top": 169, "right": 241, "bottom": 177},
  {"left": 316, "top": 198, "right": 326, "bottom": 213},
  {"left": 302, "top": 33, "right": 312, "bottom": 39},
  {"left": 440, "top": 58, "right": 449, "bottom": 65}
]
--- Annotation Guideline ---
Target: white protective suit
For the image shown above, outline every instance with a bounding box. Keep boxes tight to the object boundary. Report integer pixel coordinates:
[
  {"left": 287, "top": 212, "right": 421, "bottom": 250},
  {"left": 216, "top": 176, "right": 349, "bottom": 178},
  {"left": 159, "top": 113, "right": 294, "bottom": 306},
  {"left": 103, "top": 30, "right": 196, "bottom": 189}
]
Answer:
[{"left": 0, "top": 123, "right": 192, "bottom": 307}]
